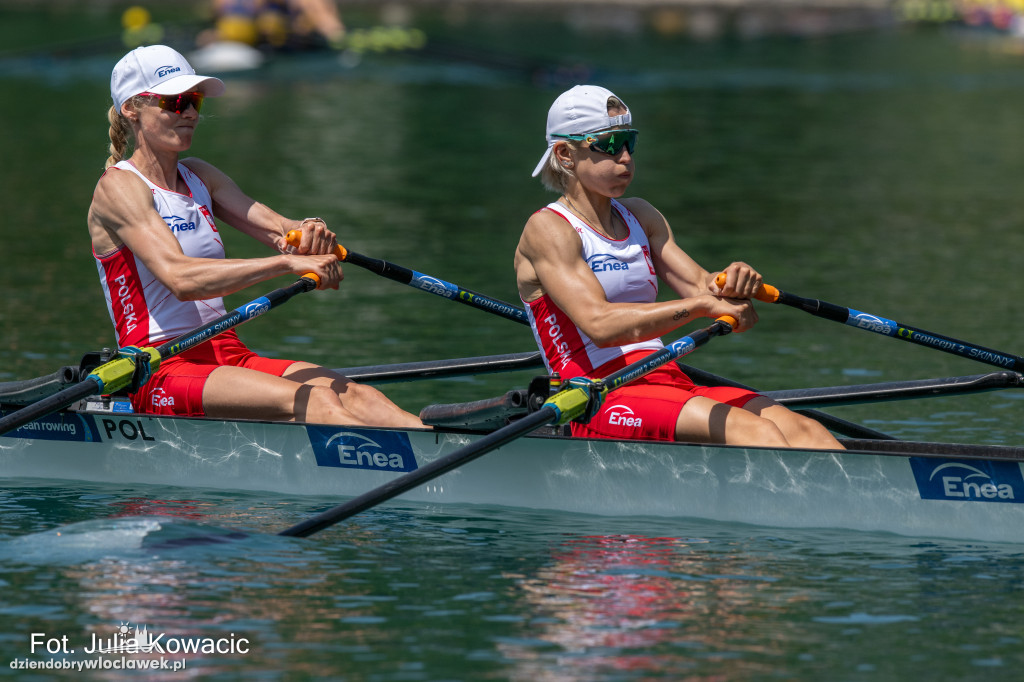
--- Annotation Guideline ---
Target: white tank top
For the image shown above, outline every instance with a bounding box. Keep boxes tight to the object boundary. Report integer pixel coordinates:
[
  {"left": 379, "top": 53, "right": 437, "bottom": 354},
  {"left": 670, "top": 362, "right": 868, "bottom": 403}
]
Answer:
[
  {"left": 95, "top": 160, "right": 227, "bottom": 348},
  {"left": 525, "top": 199, "right": 663, "bottom": 377}
]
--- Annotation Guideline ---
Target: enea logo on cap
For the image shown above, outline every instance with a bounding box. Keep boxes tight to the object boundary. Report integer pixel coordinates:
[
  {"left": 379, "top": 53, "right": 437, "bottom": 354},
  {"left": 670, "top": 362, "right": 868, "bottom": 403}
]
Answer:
[
  {"left": 155, "top": 64, "right": 181, "bottom": 78},
  {"left": 909, "top": 457, "right": 1024, "bottom": 503}
]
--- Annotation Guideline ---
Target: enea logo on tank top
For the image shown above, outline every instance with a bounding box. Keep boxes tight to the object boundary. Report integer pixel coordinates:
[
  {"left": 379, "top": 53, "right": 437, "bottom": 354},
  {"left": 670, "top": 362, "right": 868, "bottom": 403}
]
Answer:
[
  {"left": 587, "top": 254, "right": 630, "bottom": 273},
  {"left": 163, "top": 215, "right": 198, "bottom": 233}
]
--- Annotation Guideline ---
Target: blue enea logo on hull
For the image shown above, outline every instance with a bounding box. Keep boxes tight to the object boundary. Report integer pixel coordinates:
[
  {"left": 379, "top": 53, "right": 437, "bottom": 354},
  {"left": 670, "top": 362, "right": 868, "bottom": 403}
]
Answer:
[
  {"left": 909, "top": 457, "right": 1024, "bottom": 503},
  {"left": 0, "top": 411, "right": 100, "bottom": 442},
  {"left": 306, "top": 426, "right": 417, "bottom": 472}
]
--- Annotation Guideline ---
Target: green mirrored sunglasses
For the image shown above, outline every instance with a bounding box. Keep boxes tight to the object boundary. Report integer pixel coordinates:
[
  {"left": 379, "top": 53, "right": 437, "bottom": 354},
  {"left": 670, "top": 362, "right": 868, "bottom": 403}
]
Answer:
[{"left": 552, "top": 129, "right": 638, "bottom": 156}]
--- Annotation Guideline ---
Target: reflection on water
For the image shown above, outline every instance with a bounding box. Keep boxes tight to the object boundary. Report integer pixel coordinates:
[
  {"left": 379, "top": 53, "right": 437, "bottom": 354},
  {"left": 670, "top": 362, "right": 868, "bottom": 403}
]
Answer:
[
  {"left": 501, "top": 534, "right": 791, "bottom": 679},
  {"left": 2, "top": 483, "right": 1024, "bottom": 679}
]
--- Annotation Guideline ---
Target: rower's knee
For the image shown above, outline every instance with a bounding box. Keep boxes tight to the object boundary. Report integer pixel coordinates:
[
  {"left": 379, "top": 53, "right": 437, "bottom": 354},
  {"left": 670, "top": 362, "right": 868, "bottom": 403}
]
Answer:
[
  {"left": 303, "top": 385, "right": 351, "bottom": 424},
  {"left": 308, "top": 382, "right": 413, "bottom": 428},
  {"left": 785, "top": 415, "right": 845, "bottom": 450},
  {"left": 742, "top": 418, "right": 790, "bottom": 448}
]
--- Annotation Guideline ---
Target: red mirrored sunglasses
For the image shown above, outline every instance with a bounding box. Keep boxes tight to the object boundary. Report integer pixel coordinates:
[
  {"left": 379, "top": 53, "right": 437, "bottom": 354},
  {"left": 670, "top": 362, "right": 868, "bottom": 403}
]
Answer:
[{"left": 138, "top": 91, "right": 204, "bottom": 115}]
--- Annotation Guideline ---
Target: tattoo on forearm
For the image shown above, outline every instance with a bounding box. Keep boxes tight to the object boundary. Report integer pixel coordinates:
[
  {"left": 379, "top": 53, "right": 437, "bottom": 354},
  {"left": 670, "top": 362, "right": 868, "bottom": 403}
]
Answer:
[{"left": 673, "top": 309, "right": 690, "bottom": 321}]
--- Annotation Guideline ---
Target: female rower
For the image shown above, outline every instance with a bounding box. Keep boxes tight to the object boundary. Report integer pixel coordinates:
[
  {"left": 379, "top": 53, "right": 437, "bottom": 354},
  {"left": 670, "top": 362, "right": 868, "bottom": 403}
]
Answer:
[
  {"left": 514, "top": 85, "right": 843, "bottom": 449},
  {"left": 88, "top": 44, "right": 423, "bottom": 428}
]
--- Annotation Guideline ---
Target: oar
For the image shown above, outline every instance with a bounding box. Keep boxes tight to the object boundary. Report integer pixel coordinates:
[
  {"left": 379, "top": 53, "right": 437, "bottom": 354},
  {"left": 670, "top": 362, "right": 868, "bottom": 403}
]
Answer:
[
  {"left": 764, "top": 371, "right": 1024, "bottom": 408},
  {"left": 718, "top": 273, "right": 1024, "bottom": 372},
  {"left": 284, "top": 231, "right": 527, "bottom": 324},
  {"left": 332, "top": 351, "right": 544, "bottom": 383},
  {"left": 0, "top": 275, "right": 321, "bottom": 437},
  {"left": 290, "top": 234, "right": 884, "bottom": 438},
  {"left": 675, "top": 363, "right": 893, "bottom": 440},
  {"left": 277, "top": 316, "right": 739, "bottom": 537}
]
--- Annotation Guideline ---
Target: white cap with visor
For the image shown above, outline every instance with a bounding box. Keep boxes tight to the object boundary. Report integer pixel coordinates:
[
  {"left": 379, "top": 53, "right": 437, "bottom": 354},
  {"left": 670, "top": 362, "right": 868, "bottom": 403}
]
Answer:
[
  {"left": 111, "top": 44, "right": 225, "bottom": 112},
  {"left": 531, "top": 84, "right": 632, "bottom": 177}
]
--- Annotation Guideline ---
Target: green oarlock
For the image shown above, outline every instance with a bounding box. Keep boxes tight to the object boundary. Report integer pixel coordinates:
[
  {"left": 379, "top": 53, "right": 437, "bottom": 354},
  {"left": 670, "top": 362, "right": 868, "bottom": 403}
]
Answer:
[
  {"left": 542, "top": 384, "right": 593, "bottom": 425},
  {"left": 87, "top": 346, "right": 162, "bottom": 394}
]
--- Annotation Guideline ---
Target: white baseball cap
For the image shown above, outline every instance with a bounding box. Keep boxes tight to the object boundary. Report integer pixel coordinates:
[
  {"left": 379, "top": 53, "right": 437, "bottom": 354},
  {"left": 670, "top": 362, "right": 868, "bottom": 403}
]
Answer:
[
  {"left": 531, "top": 85, "right": 632, "bottom": 177},
  {"left": 111, "top": 45, "right": 225, "bottom": 111}
]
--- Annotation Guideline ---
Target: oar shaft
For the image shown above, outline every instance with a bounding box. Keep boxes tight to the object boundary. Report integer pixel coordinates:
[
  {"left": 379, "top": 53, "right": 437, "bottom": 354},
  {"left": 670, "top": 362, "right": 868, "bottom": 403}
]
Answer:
[
  {"left": 332, "top": 351, "right": 544, "bottom": 383},
  {"left": 765, "top": 371, "right": 1024, "bottom": 408},
  {"left": 156, "top": 277, "right": 316, "bottom": 358},
  {"left": 780, "top": 290, "right": 1024, "bottom": 372},
  {"left": 278, "top": 407, "right": 557, "bottom": 537},
  {"left": 604, "top": 320, "right": 733, "bottom": 392},
  {"left": 0, "top": 378, "right": 101, "bottom": 436},
  {"left": 285, "top": 231, "right": 528, "bottom": 324},
  {"left": 718, "top": 273, "right": 1024, "bottom": 372}
]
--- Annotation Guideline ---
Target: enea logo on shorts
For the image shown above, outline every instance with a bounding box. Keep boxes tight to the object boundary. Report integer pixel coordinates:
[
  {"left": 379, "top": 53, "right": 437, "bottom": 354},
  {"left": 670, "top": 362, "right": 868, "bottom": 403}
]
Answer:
[
  {"left": 606, "top": 405, "right": 642, "bottom": 428},
  {"left": 163, "top": 215, "right": 197, "bottom": 233},
  {"left": 587, "top": 254, "right": 629, "bottom": 273},
  {"left": 307, "top": 426, "right": 417, "bottom": 472},
  {"left": 909, "top": 457, "right": 1024, "bottom": 503}
]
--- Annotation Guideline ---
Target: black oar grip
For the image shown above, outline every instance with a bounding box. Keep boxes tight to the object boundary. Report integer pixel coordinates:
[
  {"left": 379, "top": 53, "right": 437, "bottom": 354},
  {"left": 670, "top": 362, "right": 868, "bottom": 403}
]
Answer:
[{"left": 777, "top": 291, "right": 849, "bottom": 323}]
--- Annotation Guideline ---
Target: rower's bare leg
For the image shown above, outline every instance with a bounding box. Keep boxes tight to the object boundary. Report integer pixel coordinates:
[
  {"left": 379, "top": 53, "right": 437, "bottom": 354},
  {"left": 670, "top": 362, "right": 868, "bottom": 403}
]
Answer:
[
  {"left": 201, "top": 364, "right": 424, "bottom": 428},
  {"left": 283, "top": 362, "right": 425, "bottom": 428},
  {"left": 742, "top": 397, "right": 845, "bottom": 450},
  {"left": 674, "top": 396, "right": 791, "bottom": 447}
]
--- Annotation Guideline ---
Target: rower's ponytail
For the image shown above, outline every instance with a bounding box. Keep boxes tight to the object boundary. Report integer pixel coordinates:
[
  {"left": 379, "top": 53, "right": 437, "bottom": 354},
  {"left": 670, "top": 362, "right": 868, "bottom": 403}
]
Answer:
[{"left": 105, "top": 104, "right": 132, "bottom": 169}]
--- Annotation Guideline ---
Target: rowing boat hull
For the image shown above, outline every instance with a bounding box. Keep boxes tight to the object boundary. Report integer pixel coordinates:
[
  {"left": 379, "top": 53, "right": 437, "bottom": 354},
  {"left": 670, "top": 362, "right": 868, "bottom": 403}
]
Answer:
[{"left": 3, "top": 409, "right": 1024, "bottom": 542}]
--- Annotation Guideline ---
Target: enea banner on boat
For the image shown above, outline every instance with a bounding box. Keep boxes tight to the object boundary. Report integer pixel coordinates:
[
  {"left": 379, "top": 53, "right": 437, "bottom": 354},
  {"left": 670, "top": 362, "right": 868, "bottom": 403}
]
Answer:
[
  {"left": 306, "top": 426, "right": 417, "bottom": 473},
  {"left": 909, "top": 457, "right": 1024, "bottom": 503}
]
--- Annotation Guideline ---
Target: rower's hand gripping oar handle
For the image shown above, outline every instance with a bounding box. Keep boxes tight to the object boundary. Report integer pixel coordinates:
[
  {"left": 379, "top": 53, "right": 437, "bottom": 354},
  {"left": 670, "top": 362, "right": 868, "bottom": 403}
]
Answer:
[
  {"left": 284, "top": 229, "right": 350, "bottom": 288},
  {"left": 715, "top": 272, "right": 779, "bottom": 303}
]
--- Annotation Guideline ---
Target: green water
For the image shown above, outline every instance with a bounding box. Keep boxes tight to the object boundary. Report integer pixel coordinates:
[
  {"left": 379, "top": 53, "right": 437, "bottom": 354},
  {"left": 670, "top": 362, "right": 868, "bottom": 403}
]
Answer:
[{"left": 3, "top": 4, "right": 1024, "bottom": 679}]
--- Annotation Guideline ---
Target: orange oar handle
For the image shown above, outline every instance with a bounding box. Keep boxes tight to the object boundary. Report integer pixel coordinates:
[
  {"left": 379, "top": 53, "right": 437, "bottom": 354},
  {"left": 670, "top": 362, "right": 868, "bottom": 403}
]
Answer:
[
  {"left": 714, "top": 272, "right": 780, "bottom": 303},
  {"left": 284, "top": 229, "right": 349, "bottom": 287},
  {"left": 716, "top": 314, "right": 738, "bottom": 329},
  {"left": 284, "top": 230, "right": 349, "bottom": 261}
]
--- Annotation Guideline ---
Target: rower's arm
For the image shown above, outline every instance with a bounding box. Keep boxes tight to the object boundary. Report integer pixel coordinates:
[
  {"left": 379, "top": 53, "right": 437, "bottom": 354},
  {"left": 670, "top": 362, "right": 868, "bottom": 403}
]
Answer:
[
  {"left": 88, "top": 167, "right": 342, "bottom": 298},
  {"left": 516, "top": 209, "right": 752, "bottom": 343}
]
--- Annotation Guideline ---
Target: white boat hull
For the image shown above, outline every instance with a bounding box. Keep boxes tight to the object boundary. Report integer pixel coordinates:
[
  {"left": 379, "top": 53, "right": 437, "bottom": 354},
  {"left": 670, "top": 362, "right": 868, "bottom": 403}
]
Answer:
[{"left": 3, "top": 409, "right": 1024, "bottom": 543}]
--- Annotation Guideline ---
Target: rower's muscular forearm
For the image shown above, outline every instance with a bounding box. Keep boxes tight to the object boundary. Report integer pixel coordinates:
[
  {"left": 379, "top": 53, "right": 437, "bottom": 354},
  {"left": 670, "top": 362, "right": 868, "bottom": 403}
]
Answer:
[
  {"left": 159, "top": 254, "right": 309, "bottom": 300},
  {"left": 582, "top": 295, "right": 726, "bottom": 347}
]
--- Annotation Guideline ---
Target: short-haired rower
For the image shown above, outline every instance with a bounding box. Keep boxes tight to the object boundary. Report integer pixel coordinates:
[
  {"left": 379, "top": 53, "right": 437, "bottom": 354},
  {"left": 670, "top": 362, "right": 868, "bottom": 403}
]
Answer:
[{"left": 515, "top": 85, "right": 842, "bottom": 449}]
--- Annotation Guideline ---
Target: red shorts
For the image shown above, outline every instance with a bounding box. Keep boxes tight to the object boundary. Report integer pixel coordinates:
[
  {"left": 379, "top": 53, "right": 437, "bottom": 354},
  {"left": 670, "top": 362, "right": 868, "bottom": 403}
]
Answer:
[
  {"left": 569, "top": 351, "right": 759, "bottom": 442},
  {"left": 130, "top": 330, "right": 297, "bottom": 417}
]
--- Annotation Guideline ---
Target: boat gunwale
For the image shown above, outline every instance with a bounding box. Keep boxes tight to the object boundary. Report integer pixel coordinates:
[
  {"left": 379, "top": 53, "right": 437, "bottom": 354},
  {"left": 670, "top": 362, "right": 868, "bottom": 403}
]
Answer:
[{"left": 5, "top": 406, "right": 1023, "bottom": 464}]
